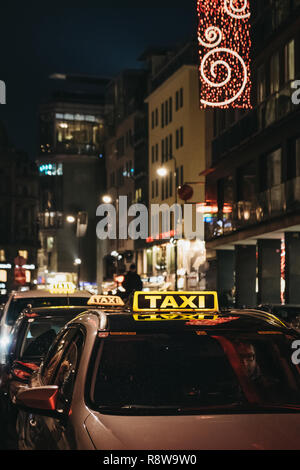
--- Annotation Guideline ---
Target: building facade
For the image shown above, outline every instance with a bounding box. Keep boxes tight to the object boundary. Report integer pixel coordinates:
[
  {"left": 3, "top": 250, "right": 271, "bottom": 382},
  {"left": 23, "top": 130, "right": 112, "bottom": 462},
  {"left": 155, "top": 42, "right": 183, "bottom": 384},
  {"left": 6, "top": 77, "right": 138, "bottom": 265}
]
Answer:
[
  {"left": 0, "top": 122, "right": 39, "bottom": 296},
  {"left": 98, "top": 69, "right": 149, "bottom": 290},
  {"left": 141, "top": 41, "right": 209, "bottom": 291},
  {"left": 204, "top": 1, "right": 300, "bottom": 307},
  {"left": 37, "top": 75, "right": 109, "bottom": 290}
]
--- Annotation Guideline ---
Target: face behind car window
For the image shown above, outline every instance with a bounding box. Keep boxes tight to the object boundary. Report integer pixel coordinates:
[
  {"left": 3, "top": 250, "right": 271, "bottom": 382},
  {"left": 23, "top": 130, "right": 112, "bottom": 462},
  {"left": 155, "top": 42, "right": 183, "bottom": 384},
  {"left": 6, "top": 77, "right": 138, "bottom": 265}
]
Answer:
[
  {"left": 91, "top": 332, "right": 300, "bottom": 412},
  {"left": 6, "top": 297, "right": 89, "bottom": 325}
]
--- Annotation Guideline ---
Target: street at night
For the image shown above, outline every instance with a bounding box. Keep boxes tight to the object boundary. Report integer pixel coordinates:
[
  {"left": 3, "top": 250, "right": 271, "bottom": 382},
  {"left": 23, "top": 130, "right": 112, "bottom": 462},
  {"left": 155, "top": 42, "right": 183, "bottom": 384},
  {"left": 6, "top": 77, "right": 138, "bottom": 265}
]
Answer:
[{"left": 0, "top": 0, "right": 300, "bottom": 458}]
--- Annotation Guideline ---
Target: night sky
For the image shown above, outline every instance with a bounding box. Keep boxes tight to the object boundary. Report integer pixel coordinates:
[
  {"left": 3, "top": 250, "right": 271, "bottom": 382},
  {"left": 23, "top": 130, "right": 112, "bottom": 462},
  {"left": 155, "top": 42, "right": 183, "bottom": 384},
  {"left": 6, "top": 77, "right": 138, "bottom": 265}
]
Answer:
[{"left": 0, "top": 3, "right": 198, "bottom": 158}]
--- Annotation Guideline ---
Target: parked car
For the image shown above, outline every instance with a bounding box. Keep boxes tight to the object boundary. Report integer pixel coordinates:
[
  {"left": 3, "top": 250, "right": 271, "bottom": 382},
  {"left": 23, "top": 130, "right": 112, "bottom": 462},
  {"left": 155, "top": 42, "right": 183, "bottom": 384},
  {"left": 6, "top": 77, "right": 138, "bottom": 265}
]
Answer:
[
  {"left": 0, "top": 285, "right": 91, "bottom": 364},
  {"left": 15, "top": 292, "right": 300, "bottom": 450},
  {"left": 258, "top": 304, "right": 300, "bottom": 330},
  {"left": 0, "top": 305, "right": 89, "bottom": 449}
]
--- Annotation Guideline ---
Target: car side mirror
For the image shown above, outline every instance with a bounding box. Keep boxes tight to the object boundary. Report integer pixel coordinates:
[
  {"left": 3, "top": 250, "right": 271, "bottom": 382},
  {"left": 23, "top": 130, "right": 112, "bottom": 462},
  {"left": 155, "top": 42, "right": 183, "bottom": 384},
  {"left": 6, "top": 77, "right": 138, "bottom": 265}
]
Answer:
[{"left": 15, "top": 385, "right": 64, "bottom": 419}]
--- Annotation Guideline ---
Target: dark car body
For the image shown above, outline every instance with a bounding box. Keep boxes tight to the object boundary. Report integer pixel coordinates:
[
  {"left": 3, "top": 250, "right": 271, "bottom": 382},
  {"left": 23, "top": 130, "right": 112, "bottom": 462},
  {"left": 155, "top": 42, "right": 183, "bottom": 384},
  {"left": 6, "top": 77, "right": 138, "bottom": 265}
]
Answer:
[
  {"left": 258, "top": 304, "right": 300, "bottom": 330},
  {"left": 0, "top": 306, "right": 88, "bottom": 449}
]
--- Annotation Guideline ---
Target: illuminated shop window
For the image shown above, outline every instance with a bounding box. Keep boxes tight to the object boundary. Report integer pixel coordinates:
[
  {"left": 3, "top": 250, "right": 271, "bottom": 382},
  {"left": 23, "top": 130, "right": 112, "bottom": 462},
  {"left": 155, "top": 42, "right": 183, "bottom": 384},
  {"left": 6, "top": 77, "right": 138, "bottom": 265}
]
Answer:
[
  {"left": 19, "top": 250, "right": 28, "bottom": 260},
  {"left": 0, "top": 270, "right": 7, "bottom": 282},
  {"left": 0, "top": 250, "right": 5, "bottom": 262}
]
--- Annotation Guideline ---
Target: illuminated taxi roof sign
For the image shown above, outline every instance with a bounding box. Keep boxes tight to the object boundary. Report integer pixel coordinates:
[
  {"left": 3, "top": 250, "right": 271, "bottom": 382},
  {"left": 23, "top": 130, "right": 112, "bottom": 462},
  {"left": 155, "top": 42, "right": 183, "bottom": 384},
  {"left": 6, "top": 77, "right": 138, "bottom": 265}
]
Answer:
[
  {"left": 87, "top": 295, "right": 125, "bottom": 307},
  {"left": 133, "top": 291, "right": 219, "bottom": 313},
  {"left": 49, "top": 282, "right": 76, "bottom": 295}
]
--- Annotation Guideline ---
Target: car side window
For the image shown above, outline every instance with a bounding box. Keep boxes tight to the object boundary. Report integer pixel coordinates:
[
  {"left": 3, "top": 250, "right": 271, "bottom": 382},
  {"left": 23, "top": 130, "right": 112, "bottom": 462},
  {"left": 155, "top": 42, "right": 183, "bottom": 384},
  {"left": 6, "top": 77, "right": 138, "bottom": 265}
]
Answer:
[
  {"left": 41, "top": 328, "right": 77, "bottom": 385},
  {"left": 54, "top": 332, "right": 84, "bottom": 411}
]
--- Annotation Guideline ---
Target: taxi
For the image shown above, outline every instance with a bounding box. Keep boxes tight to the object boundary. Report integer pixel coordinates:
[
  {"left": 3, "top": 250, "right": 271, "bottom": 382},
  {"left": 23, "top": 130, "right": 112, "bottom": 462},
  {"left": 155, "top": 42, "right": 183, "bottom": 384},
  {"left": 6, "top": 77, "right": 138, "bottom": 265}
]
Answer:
[
  {"left": 15, "top": 291, "right": 300, "bottom": 450},
  {"left": 0, "top": 283, "right": 91, "bottom": 364}
]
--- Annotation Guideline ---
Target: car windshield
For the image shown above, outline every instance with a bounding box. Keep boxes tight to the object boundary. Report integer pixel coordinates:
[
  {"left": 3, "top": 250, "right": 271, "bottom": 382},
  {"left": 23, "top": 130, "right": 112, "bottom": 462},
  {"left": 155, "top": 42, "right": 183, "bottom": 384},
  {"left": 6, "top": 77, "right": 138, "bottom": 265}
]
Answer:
[
  {"left": 90, "top": 332, "right": 300, "bottom": 415},
  {"left": 6, "top": 297, "right": 89, "bottom": 325},
  {"left": 20, "top": 317, "right": 70, "bottom": 359}
]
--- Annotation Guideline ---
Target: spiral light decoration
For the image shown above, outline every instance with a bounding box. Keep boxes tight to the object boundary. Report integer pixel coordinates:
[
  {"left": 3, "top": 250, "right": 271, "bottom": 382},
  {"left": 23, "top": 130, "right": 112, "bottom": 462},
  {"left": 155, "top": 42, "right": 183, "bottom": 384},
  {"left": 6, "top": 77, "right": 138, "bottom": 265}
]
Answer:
[{"left": 197, "top": 0, "right": 252, "bottom": 109}]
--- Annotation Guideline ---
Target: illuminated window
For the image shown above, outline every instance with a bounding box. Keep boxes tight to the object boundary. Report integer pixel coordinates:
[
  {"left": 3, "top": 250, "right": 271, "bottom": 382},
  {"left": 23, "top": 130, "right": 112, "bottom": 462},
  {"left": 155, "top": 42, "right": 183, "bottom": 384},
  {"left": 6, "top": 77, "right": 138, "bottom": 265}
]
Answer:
[
  {"left": 39, "top": 163, "right": 63, "bottom": 176},
  {"left": 0, "top": 270, "right": 7, "bottom": 282},
  {"left": 284, "top": 39, "right": 295, "bottom": 83},
  {"left": 19, "top": 250, "right": 28, "bottom": 260},
  {"left": 25, "top": 271, "right": 31, "bottom": 283},
  {"left": 0, "top": 250, "right": 5, "bottom": 262}
]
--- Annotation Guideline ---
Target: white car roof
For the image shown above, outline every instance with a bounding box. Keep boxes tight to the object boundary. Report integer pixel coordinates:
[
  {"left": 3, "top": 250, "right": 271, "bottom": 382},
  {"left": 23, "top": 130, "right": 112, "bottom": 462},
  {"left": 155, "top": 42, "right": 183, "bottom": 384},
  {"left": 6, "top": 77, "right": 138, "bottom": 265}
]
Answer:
[{"left": 10, "top": 290, "right": 92, "bottom": 299}]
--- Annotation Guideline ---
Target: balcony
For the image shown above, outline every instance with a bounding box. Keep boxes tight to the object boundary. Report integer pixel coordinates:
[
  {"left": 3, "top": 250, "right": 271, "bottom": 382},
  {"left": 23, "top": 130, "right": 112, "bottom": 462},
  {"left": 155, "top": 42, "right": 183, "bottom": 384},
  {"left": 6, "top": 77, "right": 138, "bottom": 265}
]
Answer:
[
  {"left": 205, "top": 177, "right": 300, "bottom": 241},
  {"left": 212, "top": 79, "right": 300, "bottom": 165}
]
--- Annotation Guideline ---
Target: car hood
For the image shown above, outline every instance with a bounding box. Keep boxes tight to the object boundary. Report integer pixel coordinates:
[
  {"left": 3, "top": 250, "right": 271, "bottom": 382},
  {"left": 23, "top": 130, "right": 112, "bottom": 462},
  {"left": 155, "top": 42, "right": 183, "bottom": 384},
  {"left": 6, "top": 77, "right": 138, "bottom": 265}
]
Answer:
[{"left": 85, "top": 411, "right": 300, "bottom": 450}]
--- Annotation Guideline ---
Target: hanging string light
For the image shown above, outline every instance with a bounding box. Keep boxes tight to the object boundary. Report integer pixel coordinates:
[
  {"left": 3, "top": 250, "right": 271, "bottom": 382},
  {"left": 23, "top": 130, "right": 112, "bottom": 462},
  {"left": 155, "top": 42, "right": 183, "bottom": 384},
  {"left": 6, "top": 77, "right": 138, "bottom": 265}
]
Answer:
[{"left": 197, "top": 0, "right": 252, "bottom": 108}]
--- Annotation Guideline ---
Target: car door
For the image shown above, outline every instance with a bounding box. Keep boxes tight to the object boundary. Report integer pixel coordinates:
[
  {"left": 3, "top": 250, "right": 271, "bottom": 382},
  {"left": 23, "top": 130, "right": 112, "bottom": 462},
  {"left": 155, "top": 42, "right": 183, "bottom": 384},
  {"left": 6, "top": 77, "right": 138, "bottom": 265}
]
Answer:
[{"left": 21, "top": 326, "right": 84, "bottom": 450}]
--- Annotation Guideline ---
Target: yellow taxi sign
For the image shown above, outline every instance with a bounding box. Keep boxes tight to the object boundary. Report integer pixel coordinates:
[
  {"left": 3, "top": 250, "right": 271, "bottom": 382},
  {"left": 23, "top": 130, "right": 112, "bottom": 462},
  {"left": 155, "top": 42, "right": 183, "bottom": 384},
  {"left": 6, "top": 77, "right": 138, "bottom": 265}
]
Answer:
[
  {"left": 87, "top": 295, "right": 125, "bottom": 307},
  {"left": 49, "top": 282, "right": 76, "bottom": 295},
  {"left": 132, "top": 291, "right": 219, "bottom": 312}
]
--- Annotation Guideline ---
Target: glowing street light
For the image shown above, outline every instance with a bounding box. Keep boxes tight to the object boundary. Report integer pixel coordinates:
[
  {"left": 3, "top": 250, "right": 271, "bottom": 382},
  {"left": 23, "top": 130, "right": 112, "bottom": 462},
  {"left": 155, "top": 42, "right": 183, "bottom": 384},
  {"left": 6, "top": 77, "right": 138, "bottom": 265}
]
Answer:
[
  {"left": 102, "top": 195, "right": 112, "bottom": 204},
  {"left": 74, "top": 258, "right": 82, "bottom": 266},
  {"left": 157, "top": 167, "right": 168, "bottom": 177},
  {"left": 66, "top": 215, "right": 76, "bottom": 224}
]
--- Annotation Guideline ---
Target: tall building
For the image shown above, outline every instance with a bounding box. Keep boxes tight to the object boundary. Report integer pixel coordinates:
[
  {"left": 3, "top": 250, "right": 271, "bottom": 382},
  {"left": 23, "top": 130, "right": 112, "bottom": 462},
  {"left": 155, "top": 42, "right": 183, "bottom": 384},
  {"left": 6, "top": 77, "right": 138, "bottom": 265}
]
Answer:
[
  {"left": 98, "top": 69, "right": 149, "bottom": 289},
  {"left": 0, "top": 121, "right": 38, "bottom": 295},
  {"left": 37, "top": 74, "right": 109, "bottom": 290},
  {"left": 204, "top": 1, "right": 300, "bottom": 307},
  {"left": 141, "top": 41, "right": 209, "bottom": 291}
]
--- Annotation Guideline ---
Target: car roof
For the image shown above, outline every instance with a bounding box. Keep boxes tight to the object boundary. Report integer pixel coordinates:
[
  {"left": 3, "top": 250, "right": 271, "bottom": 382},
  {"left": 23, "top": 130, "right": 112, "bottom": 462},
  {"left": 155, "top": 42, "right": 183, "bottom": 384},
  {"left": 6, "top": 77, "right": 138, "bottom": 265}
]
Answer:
[
  {"left": 10, "top": 290, "right": 91, "bottom": 299},
  {"left": 24, "top": 306, "right": 89, "bottom": 315},
  {"left": 68, "top": 308, "right": 294, "bottom": 334}
]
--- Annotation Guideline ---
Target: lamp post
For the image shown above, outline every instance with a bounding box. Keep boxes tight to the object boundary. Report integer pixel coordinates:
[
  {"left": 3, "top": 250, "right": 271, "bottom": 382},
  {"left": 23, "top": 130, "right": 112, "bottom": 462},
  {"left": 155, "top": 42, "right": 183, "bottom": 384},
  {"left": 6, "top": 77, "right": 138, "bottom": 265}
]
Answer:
[{"left": 157, "top": 156, "right": 179, "bottom": 291}]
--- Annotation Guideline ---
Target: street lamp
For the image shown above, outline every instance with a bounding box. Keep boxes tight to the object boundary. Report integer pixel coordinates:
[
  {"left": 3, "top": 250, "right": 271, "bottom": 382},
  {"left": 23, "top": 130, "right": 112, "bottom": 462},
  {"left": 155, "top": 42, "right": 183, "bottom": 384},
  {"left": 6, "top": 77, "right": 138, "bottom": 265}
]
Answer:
[
  {"left": 66, "top": 215, "right": 76, "bottom": 224},
  {"left": 102, "top": 195, "right": 113, "bottom": 204},
  {"left": 156, "top": 156, "right": 179, "bottom": 291}
]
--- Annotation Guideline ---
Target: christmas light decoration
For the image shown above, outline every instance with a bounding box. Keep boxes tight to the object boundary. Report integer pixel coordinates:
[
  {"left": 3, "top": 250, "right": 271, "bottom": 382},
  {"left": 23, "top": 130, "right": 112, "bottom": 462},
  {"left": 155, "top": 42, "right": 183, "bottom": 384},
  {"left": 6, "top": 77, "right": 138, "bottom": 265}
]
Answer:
[{"left": 197, "top": 0, "right": 252, "bottom": 108}]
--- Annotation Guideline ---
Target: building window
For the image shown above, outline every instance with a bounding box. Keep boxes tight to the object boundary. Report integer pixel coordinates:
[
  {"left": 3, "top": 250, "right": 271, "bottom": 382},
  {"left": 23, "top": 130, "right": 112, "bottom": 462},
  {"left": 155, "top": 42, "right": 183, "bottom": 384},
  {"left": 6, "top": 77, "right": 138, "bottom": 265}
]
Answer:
[
  {"left": 161, "top": 103, "right": 165, "bottom": 128},
  {"left": 156, "top": 179, "right": 159, "bottom": 197},
  {"left": 152, "top": 146, "right": 155, "bottom": 164},
  {"left": 180, "top": 127, "right": 184, "bottom": 147},
  {"left": 179, "top": 88, "right": 183, "bottom": 108},
  {"left": 175, "top": 91, "right": 179, "bottom": 111},
  {"left": 155, "top": 108, "right": 159, "bottom": 127},
  {"left": 287, "top": 136, "right": 300, "bottom": 180},
  {"left": 165, "top": 136, "right": 169, "bottom": 162},
  {"left": 39, "top": 163, "right": 63, "bottom": 176},
  {"left": 169, "top": 97, "right": 173, "bottom": 123},
  {"left": 161, "top": 139, "right": 165, "bottom": 163},
  {"left": 169, "top": 134, "right": 173, "bottom": 159},
  {"left": 18, "top": 250, "right": 28, "bottom": 260},
  {"left": 260, "top": 148, "right": 282, "bottom": 191},
  {"left": 169, "top": 171, "right": 173, "bottom": 198},
  {"left": 151, "top": 111, "right": 155, "bottom": 129},
  {"left": 257, "top": 64, "right": 266, "bottom": 104},
  {"left": 155, "top": 143, "right": 159, "bottom": 162},
  {"left": 0, "top": 250, "right": 5, "bottom": 262},
  {"left": 284, "top": 39, "right": 295, "bottom": 83},
  {"left": 270, "top": 52, "right": 280, "bottom": 94},
  {"left": 165, "top": 100, "right": 169, "bottom": 126}
]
